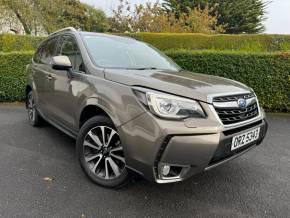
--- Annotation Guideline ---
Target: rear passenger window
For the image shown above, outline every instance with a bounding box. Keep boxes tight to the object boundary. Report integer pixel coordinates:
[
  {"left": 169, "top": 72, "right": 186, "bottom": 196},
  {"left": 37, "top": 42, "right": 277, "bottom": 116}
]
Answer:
[
  {"left": 57, "top": 35, "right": 85, "bottom": 72},
  {"left": 40, "top": 37, "right": 58, "bottom": 65}
]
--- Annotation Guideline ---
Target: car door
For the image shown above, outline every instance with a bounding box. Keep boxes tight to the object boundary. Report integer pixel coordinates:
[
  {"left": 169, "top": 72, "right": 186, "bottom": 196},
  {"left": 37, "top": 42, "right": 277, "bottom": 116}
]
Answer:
[
  {"left": 46, "top": 34, "right": 86, "bottom": 132},
  {"left": 31, "top": 45, "right": 45, "bottom": 110},
  {"left": 32, "top": 37, "right": 58, "bottom": 116}
]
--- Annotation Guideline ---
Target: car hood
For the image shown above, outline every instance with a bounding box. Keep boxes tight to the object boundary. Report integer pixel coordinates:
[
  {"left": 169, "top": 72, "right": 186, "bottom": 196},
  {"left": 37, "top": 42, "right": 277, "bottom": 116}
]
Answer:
[{"left": 104, "top": 69, "right": 251, "bottom": 103}]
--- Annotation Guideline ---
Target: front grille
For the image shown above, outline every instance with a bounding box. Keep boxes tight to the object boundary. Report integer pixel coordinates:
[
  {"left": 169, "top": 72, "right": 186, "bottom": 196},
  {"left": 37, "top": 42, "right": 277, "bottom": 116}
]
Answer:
[
  {"left": 213, "top": 93, "right": 259, "bottom": 125},
  {"left": 213, "top": 93, "right": 255, "bottom": 102},
  {"left": 215, "top": 103, "right": 259, "bottom": 125}
]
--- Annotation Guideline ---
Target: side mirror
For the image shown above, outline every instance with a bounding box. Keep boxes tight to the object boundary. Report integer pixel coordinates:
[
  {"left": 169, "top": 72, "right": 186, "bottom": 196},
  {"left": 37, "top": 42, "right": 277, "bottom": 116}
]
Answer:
[{"left": 52, "top": 56, "right": 72, "bottom": 71}]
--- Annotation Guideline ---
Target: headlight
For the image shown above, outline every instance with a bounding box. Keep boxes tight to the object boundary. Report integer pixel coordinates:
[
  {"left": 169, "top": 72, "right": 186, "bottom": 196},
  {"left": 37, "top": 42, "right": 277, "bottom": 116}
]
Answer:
[{"left": 133, "top": 88, "right": 206, "bottom": 119}]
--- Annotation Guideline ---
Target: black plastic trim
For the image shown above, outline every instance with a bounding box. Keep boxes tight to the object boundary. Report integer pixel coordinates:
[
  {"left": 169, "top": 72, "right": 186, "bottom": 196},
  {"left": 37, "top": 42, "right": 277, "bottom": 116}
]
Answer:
[
  {"left": 209, "top": 119, "right": 267, "bottom": 165},
  {"left": 223, "top": 120, "right": 263, "bottom": 136}
]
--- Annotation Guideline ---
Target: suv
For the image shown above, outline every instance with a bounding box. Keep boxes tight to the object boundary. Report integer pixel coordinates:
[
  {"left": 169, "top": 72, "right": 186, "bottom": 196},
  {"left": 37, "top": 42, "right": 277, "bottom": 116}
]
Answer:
[{"left": 26, "top": 27, "right": 268, "bottom": 188}]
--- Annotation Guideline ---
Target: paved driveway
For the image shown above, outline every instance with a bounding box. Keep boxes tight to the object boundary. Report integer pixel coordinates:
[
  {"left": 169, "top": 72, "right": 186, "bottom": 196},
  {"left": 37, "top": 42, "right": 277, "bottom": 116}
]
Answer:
[{"left": 0, "top": 104, "right": 289, "bottom": 218}]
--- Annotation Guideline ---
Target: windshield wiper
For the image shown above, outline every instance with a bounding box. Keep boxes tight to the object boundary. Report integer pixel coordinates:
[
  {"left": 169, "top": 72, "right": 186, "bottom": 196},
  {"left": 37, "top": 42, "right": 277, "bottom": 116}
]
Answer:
[{"left": 126, "top": 67, "right": 159, "bottom": 70}]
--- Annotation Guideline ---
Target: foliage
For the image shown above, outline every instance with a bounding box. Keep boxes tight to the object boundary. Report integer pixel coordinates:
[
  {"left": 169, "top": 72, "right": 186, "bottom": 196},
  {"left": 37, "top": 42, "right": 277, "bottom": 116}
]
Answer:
[
  {"left": 162, "top": 0, "right": 202, "bottom": 16},
  {"left": 2, "top": 33, "right": 290, "bottom": 53},
  {"left": 212, "top": 0, "right": 268, "bottom": 34},
  {"left": 81, "top": 3, "right": 109, "bottom": 33},
  {"left": 0, "top": 0, "right": 109, "bottom": 35},
  {"left": 165, "top": 50, "right": 290, "bottom": 112},
  {"left": 1, "top": 50, "right": 289, "bottom": 112},
  {"left": 0, "top": 0, "right": 35, "bottom": 34},
  {"left": 0, "top": 34, "right": 44, "bottom": 52},
  {"left": 0, "top": 51, "right": 33, "bottom": 102},
  {"left": 162, "top": 0, "right": 268, "bottom": 34},
  {"left": 184, "top": 5, "right": 224, "bottom": 34},
  {"left": 109, "top": 0, "right": 224, "bottom": 33},
  {"left": 36, "top": 1, "right": 109, "bottom": 34},
  {"left": 121, "top": 33, "right": 290, "bottom": 52}
]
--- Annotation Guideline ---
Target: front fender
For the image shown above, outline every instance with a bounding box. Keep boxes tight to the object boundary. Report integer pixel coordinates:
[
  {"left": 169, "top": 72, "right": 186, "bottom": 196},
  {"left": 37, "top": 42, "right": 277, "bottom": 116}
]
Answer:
[{"left": 76, "top": 79, "right": 146, "bottom": 130}]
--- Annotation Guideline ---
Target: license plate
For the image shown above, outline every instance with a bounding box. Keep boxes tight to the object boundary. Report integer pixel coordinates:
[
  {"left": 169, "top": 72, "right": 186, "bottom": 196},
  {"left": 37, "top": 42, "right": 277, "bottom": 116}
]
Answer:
[{"left": 231, "top": 127, "right": 260, "bottom": 151}]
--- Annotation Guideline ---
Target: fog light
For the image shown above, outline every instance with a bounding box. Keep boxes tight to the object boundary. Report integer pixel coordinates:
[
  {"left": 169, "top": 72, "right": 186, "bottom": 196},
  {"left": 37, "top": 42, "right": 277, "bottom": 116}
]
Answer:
[{"left": 161, "top": 165, "right": 171, "bottom": 176}]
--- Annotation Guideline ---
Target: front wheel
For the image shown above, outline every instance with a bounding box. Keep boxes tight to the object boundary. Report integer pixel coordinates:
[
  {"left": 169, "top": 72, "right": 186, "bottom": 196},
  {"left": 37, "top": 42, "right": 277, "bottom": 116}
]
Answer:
[{"left": 76, "top": 116, "right": 129, "bottom": 188}]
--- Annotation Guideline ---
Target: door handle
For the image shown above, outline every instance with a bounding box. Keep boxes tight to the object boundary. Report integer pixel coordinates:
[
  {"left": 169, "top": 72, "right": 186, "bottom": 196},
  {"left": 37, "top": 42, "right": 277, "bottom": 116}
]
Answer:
[{"left": 47, "top": 74, "right": 53, "bottom": 80}]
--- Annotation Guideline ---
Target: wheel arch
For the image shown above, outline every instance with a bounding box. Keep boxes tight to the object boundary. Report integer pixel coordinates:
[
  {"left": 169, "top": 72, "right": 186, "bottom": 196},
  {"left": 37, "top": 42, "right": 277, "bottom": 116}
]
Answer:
[
  {"left": 25, "top": 85, "right": 32, "bottom": 108},
  {"left": 78, "top": 101, "right": 116, "bottom": 129}
]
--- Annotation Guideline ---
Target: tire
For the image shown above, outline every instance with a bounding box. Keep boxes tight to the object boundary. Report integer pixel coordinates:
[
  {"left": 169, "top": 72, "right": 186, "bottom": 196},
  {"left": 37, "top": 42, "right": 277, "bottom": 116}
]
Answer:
[
  {"left": 76, "top": 116, "right": 129, "bottom": 188},
  {"left": 27, "top": 91, "right": 42, "bottom": 127}
]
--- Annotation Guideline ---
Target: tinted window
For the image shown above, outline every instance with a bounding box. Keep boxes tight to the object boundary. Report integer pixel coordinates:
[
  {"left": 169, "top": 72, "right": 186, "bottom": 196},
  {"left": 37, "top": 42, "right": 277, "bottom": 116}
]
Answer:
[
  {"left": 82, "top": 34, "right": 180, "bottom": 71},
  {"left": 57, "top": 35, "right": 85, "bottom": 72},
  {"left": 40, "top": 37, "right": 58, "bottom": 65}
]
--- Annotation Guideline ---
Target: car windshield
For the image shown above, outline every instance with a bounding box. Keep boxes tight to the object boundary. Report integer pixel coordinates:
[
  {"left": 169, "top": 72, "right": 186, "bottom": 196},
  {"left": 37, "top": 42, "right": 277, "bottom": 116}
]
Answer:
[{"left": 81, "top": 34, "right": 181, "bottom": 71}]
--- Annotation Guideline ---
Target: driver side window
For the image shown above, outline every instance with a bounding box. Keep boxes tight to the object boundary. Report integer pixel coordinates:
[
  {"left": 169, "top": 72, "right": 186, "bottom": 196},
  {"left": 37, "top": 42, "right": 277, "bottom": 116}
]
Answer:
[{"left": 57, "top": 35, "right": 85, "bottom": 73}]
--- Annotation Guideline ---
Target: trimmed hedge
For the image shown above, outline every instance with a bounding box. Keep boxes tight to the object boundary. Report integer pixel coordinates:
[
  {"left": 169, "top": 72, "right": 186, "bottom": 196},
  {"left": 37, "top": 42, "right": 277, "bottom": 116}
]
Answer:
[
  {"left": 0, "top": 51, "right": 34, "bottom": 102},
  {"left": 0, "top": 34, "right": 44, "bottom": 52},
  {"left": 2, "top": 33, "right": 290, "bottom": 53},
  {"left": 165, "top": 50, "right": 290, "bottom": 112},
  {"left": 0, "top": 50, "right": 289, "bottom": 112},
  {"left": 124, "top": 33, "right": 290, "bottom": 53}
]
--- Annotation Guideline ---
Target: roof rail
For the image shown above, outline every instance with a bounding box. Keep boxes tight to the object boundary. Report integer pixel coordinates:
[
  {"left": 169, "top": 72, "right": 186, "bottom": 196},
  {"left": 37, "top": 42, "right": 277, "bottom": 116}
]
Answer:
[{"left": 49, "top": 27, "right": 77, "bottom": 36}]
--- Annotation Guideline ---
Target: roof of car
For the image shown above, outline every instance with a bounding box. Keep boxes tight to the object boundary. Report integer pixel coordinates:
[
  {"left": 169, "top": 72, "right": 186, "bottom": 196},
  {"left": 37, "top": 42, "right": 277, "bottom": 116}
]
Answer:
[{"left": 49, "top": 27, "right": 135, "bottom": 41}]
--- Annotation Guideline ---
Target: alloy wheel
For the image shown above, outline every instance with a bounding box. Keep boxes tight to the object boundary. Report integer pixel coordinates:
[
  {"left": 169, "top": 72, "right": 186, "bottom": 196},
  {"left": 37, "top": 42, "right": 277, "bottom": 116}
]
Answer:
[
  {"left": 27, "top": 93, "right": 36, "bottom": 122},
  {"left": 83, "top": 126, "right": 126, "bottom": 180}
]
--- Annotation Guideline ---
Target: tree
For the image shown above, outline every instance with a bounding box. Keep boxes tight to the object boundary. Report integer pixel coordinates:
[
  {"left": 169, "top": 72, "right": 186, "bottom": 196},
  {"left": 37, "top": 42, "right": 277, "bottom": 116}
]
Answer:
[
  {"left": 110, "top": 0, "right": 224, "bottom": 33},
  {"left": 0, "top": 4, "right": 23, "bottom": 34},
  {"left": 82, "top": 3, "right": 109, "bottom": 32},
  {"left": 0, "top": 0, "right": 35, "bottom": 34},
  {"left": 0, "top": 0, "right": 109, "bottom": 35},
  {"left": 213, "top": 0, "right": 268, "bottom": 34},
  {"left": 162, "top": 0, "right": 203, "bottom": 16},
  {"left": 185, "top": 5, "right": 224, "bottom": 34},
  {"left": 162, "top": 0, "right": 269, "bottom": 34}
]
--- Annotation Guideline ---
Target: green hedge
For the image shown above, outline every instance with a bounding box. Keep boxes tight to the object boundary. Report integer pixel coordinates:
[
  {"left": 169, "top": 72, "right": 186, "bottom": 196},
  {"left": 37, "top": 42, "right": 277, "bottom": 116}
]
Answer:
[
  {"left": 2, "top": 33, "right": 290, "bottom": 53},
  {"left": 0, "top": 51, "right": 33, "bottom": 101},
  {"left": 124, "top": 33, "right": 290, "bottom": 53},
  {"left": 165, "top": 50, "right": 290, "bottom": 112},
  {"left": 0, "top": 34, "right": 44, "bottom": 52},
  {"left": 0, "top": 50, "right": 289, "bottom": 112}
]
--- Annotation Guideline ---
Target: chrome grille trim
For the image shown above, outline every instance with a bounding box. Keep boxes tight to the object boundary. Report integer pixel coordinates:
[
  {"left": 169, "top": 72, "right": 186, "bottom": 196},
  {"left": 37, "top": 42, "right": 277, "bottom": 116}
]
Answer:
[
  {"left": 213, "top": 97, "right": 256, "bottom": 109},
  {"left": 213, "top": 93, "right": 255, "bottom": 102},
  {"left": 212, "top": 93, "right": 260, "bottom": 126}
]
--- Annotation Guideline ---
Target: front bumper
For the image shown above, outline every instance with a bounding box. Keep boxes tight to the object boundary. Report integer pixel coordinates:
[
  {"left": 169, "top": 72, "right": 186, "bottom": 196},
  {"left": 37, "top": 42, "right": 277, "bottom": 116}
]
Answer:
[
  {"left": 157, "top": 119, "right": 268, "bottom": 183},
  {"left": 118, "top": 104, "right": 268, "bottom": 183}
]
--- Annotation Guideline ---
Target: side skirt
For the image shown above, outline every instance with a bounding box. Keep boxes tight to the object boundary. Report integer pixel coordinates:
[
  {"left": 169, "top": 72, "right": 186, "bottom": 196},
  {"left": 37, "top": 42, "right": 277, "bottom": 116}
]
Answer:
[{"left": 38, "top": 110, "right": 78, "bottom": 139}]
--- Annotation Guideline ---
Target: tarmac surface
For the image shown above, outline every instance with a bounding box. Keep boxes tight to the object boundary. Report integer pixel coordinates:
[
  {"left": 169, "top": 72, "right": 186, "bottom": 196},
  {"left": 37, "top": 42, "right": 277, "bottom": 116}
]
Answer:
[{"left": 0, "top": 105, "right": 289, "bottom": 218}]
